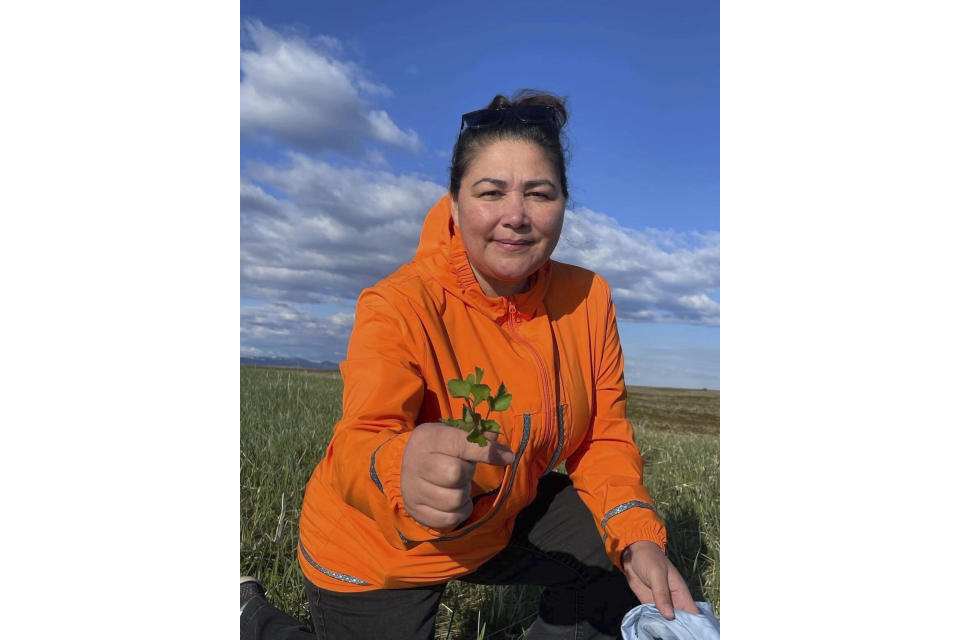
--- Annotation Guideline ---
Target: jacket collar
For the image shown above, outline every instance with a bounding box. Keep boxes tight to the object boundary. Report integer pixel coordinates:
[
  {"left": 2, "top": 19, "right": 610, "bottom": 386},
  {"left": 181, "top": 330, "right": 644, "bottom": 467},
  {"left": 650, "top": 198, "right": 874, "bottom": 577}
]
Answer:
[{"left": 413, "top": 195, "right": 551, "bottom": 323}]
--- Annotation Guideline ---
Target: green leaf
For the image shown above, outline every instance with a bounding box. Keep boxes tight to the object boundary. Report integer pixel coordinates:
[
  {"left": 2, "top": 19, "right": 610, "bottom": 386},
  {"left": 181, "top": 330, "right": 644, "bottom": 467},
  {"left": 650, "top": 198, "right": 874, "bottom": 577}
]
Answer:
[
  {"left": 490, "top": 393, "right": 512, "bottom": 411},
  {"left": 466, "top": 373, "right": 475, "bottom": 386},
  {"left": 443, "top": 418, "right": 471, "bottom": 431},
  {"left": 471, "top": 383, "right": 491, "bottom": 403},
  {"left": 448, "top": 378, "right": 471, "bottom": 399},
  {"left": 480, "top": 419, "right": 501, "bottom": 433},
  {"left": 474, "top": 367, "right": 484, "bottom": 383},
  {"left": 466, "top": 429, "right": 489, "bottom": 446}
]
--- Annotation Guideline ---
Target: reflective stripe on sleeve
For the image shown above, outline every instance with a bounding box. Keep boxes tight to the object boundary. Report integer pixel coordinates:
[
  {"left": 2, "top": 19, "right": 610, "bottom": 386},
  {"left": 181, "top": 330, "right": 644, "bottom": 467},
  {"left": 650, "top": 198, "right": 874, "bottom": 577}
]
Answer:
[{"left": 600, "top": 500, "right": 661, "bottom": 534}]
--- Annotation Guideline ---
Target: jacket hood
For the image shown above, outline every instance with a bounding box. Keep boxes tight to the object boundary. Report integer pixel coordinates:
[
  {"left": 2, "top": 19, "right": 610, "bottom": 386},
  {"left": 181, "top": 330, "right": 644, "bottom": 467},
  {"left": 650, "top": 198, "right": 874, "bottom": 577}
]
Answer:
[{"left": 412, "top": 194, "right": 552, "bottom": 322}]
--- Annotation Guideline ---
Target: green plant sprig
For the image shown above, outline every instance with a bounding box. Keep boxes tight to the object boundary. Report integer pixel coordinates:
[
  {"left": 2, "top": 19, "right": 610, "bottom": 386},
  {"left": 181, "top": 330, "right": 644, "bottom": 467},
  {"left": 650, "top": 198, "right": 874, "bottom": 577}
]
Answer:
[{"left": 442, "top": 367, "right": 512, "bottom": 447}]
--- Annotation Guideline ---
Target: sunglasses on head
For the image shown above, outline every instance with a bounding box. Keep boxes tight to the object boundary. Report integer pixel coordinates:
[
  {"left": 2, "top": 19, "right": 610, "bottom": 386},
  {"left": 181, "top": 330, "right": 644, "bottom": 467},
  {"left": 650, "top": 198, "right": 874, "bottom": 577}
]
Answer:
[{"left": 459, "top": 104, "right": 561, "bottom": 134}]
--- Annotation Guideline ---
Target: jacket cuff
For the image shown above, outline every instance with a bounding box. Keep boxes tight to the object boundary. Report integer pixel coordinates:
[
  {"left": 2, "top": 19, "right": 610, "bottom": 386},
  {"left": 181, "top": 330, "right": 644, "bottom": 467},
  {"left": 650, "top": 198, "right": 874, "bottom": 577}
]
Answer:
[
  {"left": 601, "top": 500, "right": 668, "bottom": 570},
  {"left": 374, "top": 431, "right": 452, "bottom": 546}
]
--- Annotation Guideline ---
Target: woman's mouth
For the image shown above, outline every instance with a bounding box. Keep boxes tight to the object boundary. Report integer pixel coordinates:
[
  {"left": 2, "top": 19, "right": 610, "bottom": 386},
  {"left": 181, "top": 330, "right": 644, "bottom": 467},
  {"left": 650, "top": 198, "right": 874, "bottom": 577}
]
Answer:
[{"left": 493, "top": 239, "right": 533, "bottom": 252}]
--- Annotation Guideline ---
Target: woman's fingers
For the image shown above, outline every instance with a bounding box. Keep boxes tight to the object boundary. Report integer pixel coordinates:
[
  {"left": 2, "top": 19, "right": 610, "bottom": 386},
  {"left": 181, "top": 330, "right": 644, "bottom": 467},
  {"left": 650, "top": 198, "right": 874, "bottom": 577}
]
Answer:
[
  {"left": 646, "top": 562, "right": 675, "bottom": 619},
  {"left": 406, "top": 498, "right": 473, "bottom": 530},
  {"left": 413, "top": 478, "right": 473, "bottom": 513},
  {"left": 622, "top": 541, "right": 699, "bottom": 620},
  {"left": 623, "top": 569, "right": 650, "bottom": 604},
  {"left": 419, "top": 454, "right": 474, "bottom": 488},
  {"left": 667, "top": 563, "right": 699, "bottom": 615}
]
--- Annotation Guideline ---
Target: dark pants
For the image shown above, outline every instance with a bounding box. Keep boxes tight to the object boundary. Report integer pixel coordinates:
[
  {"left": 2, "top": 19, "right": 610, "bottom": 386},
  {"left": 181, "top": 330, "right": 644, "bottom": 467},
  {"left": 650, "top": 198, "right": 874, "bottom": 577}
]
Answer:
[{"left": 241, "top": 473, "right": 637, "bottom": 639}]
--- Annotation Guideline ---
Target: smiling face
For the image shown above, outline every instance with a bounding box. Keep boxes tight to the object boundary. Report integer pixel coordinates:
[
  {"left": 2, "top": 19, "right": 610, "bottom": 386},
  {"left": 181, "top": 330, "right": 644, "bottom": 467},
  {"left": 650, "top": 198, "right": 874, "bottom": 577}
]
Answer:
[{"left": 450, "top": 139, "right": 565, "bottom": 298}]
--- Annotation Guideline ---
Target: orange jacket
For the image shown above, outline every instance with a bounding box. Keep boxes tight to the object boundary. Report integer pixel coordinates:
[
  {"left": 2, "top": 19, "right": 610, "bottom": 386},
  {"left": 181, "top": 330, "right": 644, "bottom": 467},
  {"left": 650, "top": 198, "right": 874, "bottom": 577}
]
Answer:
[{"left": 298, "top": 195, "right": 666, "bottom": 592}]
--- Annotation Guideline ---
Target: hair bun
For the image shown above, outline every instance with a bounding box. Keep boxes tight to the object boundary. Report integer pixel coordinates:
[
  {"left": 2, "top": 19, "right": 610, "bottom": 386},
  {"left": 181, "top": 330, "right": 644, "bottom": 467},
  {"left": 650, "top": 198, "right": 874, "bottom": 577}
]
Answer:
[{"left": 486, "top": 90, "right": 568, "bottom": 130}]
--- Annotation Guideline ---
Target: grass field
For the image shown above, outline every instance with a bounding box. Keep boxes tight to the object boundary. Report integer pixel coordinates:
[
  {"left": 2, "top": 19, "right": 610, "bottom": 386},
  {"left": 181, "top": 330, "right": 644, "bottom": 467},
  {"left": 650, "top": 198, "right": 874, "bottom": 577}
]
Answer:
[{"left": 240, "top": 366, "right": 719, "bottom": 638}]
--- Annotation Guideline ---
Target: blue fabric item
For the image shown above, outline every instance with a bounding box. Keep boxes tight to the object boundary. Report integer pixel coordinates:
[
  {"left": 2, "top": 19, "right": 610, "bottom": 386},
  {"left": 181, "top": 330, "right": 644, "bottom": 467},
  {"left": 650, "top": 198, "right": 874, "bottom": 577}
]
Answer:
[{"left": 621, "top": 601, "right": 720, "bottom": 640}]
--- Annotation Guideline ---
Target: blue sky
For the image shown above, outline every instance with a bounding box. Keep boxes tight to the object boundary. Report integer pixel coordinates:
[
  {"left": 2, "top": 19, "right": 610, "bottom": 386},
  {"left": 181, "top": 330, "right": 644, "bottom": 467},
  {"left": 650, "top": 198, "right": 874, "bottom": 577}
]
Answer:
[{"left": 240, "top": 0, "right": 719, "bottom": 388}]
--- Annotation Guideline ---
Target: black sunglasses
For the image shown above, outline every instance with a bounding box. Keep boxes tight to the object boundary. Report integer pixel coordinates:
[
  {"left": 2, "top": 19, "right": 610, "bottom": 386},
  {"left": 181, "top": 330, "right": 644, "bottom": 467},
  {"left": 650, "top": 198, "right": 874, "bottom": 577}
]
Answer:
[{"left": 459, "top": 105, "right": 561, "bottom": 134}]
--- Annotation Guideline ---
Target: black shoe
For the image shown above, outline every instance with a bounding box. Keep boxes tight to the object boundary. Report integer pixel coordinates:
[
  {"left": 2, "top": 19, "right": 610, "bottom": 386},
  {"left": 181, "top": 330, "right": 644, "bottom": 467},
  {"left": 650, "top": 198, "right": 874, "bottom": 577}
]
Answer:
[{"left": 240, "top": 576, "right": 265, "bottom": 613}]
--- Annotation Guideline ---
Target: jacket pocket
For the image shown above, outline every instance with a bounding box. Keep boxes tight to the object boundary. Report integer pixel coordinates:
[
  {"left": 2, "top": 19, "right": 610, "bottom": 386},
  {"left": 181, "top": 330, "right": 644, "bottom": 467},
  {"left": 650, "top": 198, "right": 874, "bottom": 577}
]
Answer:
[
  {"left": 516, "top": 404, "right": 569, "bottom": 478},
  {"left": 541, "top": 402, "right": 569, "bottom": 476}
]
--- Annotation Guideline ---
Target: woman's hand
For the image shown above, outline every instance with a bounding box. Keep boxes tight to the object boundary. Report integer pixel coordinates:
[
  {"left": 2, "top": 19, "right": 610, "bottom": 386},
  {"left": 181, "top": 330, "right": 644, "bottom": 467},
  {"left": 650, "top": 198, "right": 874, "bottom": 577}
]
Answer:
[
  {"left": 621, "top": 540, "right": 699, "bottom": 620},
  {"left": 400, "top": 422, "right": 515, "bottom": 530}
]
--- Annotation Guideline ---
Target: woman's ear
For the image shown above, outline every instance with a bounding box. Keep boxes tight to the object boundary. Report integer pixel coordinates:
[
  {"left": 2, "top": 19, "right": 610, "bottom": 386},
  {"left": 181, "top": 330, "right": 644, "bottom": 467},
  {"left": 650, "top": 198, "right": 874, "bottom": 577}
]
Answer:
[{"left": 449, "top": 195, "right": 460, "bottom": 228}]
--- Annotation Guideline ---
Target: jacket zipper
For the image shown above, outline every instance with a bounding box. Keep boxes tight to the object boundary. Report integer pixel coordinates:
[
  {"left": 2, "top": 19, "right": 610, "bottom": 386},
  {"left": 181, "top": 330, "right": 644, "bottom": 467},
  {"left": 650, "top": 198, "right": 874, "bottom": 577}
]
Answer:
[{"left": 506, "top": 300, "right": 555, "bottom": 469}]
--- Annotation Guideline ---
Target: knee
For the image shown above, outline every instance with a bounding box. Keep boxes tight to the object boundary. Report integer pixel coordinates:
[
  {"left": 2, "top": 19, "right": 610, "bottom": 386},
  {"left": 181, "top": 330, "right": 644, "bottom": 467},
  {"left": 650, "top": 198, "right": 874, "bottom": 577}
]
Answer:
[{"left": 537, "top": 471, "right": 573, "bottom": 496}]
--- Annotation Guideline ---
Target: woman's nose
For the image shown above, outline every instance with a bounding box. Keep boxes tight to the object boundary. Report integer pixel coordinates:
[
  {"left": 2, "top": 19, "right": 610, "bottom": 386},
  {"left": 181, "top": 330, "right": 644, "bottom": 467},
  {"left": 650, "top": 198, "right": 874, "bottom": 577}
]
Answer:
[{"left": 501, "top": 192, "right": 528, "bottom": 227}]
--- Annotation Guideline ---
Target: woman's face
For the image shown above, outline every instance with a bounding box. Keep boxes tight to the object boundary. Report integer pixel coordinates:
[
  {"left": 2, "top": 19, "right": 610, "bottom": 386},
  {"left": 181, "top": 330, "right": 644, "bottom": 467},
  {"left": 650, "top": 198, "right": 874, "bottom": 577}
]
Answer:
[{"left": 450, "top": 139, "right": 565, "bottom": 298}]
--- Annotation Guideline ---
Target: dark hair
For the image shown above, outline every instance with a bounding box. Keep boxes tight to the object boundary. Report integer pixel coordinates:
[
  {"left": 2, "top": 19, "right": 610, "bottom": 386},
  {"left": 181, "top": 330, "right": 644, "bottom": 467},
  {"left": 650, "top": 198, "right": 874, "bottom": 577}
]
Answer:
[{"left": 449, "top": 89, "right": 569, "bottom": 200}]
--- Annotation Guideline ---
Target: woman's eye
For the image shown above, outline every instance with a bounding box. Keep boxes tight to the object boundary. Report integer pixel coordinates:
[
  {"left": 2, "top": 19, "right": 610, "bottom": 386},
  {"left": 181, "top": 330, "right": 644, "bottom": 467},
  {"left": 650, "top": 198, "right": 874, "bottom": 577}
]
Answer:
[
  {"left": 480, "top": 190, "right": 502, "bottom": 198},
  {"left": 526, "top": 192, "right": 549, "bottom": 200}
]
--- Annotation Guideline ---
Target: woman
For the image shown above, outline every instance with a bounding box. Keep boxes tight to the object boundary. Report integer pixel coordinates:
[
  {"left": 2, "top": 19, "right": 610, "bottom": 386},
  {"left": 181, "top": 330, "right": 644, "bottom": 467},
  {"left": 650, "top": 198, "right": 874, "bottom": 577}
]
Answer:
[{"left": 242, "top": 90, "right": 697, "bottom": 639}]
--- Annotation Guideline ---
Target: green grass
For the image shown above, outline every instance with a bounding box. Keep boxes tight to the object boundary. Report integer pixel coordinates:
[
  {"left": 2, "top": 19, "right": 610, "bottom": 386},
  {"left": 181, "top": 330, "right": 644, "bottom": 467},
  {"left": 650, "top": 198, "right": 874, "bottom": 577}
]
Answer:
[{"left": 241, "top": 366, "right": 719, "bottom": 638}]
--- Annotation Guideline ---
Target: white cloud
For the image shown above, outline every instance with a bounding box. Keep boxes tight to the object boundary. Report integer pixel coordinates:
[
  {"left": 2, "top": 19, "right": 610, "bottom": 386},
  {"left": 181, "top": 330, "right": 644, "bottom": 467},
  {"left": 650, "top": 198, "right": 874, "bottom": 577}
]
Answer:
[
  {"left": 240, "top": 303, "right": 354, "bottom": 362},
  {"left": 241, "top": 154, "right": 446, "bottom": 304},
  {"left": 240, "top": 20, "right": 420, "bottom": 153},
  {"left": 554, "top": 207, "right": 719, "bottom": 325}
]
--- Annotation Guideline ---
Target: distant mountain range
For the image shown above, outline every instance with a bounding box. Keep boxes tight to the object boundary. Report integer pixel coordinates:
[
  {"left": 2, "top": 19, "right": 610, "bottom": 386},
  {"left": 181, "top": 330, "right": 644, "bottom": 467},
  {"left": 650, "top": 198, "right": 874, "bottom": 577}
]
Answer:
[{"left": 240, "top": 356, "right": 340, "bottom": 371}]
